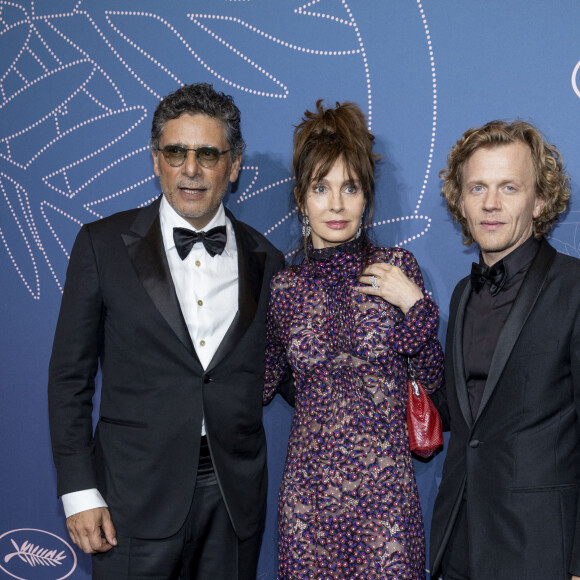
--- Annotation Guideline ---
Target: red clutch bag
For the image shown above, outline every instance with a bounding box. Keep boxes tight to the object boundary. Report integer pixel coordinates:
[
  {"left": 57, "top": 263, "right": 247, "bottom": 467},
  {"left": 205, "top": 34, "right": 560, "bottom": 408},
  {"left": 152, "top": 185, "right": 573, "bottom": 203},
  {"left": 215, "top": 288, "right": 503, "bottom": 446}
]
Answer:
[{"left": 407, "top": 362, "right": 443, "bottom": 458}]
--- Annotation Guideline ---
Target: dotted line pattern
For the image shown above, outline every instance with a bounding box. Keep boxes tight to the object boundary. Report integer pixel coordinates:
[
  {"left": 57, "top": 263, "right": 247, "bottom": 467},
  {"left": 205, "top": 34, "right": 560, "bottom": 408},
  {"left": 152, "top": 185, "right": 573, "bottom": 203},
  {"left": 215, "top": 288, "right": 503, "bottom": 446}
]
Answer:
[
  {"left": 26, "top": 3, "right": 81, "bottom": 22},
  {"left": 295, "top": 0, "right": 372, "bottom": 126},
  {"left": 264, "top": 207, "right": 298, "bottom": 237},
  {"left": 413, "top": 0, "right": 437, "bottom": 215},
  {"left": 103, "top": 11, "right": 181, "bottom": 99},
  {"left": 15, "top": 172, "right": 63, "bottom": 295},
  {"left": 14, "top": 66, "right": 28, "bottom": 84},
  {"left": 192, "top": 13, "right": 360, "bottom": 57},
  {"left": 31, "top": 17, "right": 66, "bottom": 91},
  {"left": 1, "top": 4, "right": 438, "bottom": 297},
  {"left": 40, "top": 200, "right": 83, "bottom": 260},
  {"left": 0, "top": 1, "right": 28, "bottom": 32},
  {"left": 80, "top": 85, "right": 111, "bottom": 112},
  {"left": 0, "top": 8, "right": 149, "bottom": 297},
  {"left": 189, "top": 14, "right": 289, "bottom": 97},
  {"left": 43, "top": 15, "right": 125, "bottom": 110},
  {"left": 138, "top": 194, "right": 160, "bottom": 208},
  {"left": 0, "top": 59, "right": 97, "bottom": 147},
  {"left": 371, "top": 214, "right": 432, "bottom": 247},
  {"left": 53, "top": 110, "right": 61, "bottom": 136},
  {"left": 295, "top": 0, "right": 354, "bottom": 28},
  {"left": 33, "top": 18, "right": 64, "bottom": 67},
  {"left": 42, "top": 145, "right": 150, "bottom": 200},
  {"left": 27, "top": 44, "right": 50, "bottom": 74},
  {"left": 104, "top": 10, "right": 292, "bottom": 100},
  {"left": 0, "top": 21, "right": 33, "bottom": 105},
  {"left": 84, "top": 174, "right": 156, "bottom": 219},
  {"left": 0, "top": 172, "right": 40, "bottom": 298},
  {"left": 15, "top": 105, "right": 148, "bottom": 172},
  {"left": 237, "top": 169, "right": 293, "bottom": 204},
  {"left": 62, "top": 167, "right": 71, "bottom": 196},
  {"left": 236, "top": 165, "right": 259, "bottom": 202},
  {"left": 0, "top": 227, "right": 40, "bottom": 297}
]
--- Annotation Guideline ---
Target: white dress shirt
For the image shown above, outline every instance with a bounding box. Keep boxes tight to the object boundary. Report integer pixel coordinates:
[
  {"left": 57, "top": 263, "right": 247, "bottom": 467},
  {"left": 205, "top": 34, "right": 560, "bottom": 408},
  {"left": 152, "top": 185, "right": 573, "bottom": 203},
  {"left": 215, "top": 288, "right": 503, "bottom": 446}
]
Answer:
[
  {"left": 161, "top": 197, "right": 238, "bottom": 371},
  {"left": 62, "top": 198, "right": 239, "bottom": 517}
]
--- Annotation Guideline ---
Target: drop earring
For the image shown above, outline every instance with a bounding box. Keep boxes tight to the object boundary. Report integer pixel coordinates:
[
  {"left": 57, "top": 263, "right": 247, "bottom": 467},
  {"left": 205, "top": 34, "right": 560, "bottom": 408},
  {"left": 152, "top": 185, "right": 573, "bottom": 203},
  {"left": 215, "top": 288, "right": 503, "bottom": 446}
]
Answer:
[
  {"left": 355, "top": 219, "right": 362, "bottom": 239},
  {"left": 302, "top": 215, "right": 311, "bottom": 238}
]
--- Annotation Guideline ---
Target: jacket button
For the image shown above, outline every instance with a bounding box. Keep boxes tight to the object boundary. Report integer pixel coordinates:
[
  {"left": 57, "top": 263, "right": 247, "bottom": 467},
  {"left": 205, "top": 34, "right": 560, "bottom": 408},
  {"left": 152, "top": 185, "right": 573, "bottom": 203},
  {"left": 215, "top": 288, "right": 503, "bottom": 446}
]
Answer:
[
  {"left": 469, "top": 439, "right": 480, "bottom": 448},
  {"left": 203, "top": 375, "right": 211, "bottom": 384}
]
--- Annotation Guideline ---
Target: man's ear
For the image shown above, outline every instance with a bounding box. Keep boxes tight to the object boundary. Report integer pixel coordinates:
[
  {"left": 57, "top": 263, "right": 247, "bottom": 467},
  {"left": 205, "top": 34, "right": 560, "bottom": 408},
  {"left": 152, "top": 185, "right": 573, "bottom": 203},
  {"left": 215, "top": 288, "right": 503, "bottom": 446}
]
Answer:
[
  {"left": 152, "top": 148, "right": 160, "bottom": 177},
  {"left": 459, "top": 195, "right": 466, "bottom": 219},
  {"left": 533, "top": 195, "right": 545, "bottom": 219},
  {"left": 229, "top": 154, "right": 242, "bottom": 183}
]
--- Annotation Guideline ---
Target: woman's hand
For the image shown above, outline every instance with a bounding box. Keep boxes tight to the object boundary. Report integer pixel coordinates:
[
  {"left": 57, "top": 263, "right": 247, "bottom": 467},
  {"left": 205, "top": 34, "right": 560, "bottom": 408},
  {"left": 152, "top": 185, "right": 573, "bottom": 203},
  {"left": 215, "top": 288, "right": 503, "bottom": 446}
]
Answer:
[{"left": 357, "top": 263, "right": 424, "bottom": 314}]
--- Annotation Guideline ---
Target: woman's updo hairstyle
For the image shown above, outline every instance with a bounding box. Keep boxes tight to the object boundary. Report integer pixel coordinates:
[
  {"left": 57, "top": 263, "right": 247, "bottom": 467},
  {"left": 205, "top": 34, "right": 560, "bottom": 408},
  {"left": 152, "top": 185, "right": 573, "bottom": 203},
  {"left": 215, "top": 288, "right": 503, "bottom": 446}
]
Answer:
[{"left": 292, "top": 100, "right": 379, "bottom": 232}]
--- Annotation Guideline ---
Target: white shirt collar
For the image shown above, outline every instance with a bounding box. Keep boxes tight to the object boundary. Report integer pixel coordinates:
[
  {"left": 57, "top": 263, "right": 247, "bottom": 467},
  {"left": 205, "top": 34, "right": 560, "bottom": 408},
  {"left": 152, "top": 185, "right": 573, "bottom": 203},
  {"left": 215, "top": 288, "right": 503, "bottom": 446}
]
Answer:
[{"left": 159, "top": 196, "right": 234, "bottom": 257}]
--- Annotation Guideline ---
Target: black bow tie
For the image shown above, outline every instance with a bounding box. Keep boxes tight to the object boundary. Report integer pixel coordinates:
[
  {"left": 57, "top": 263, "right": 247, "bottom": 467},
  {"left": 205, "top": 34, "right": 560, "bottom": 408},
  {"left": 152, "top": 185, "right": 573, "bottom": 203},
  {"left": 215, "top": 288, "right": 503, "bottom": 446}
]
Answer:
[
  {"left": 173, "top": 226, "right": 227, "bottom": 259},
  {"left": 470, "top": 261, "right": 508, "bottom": 297}
]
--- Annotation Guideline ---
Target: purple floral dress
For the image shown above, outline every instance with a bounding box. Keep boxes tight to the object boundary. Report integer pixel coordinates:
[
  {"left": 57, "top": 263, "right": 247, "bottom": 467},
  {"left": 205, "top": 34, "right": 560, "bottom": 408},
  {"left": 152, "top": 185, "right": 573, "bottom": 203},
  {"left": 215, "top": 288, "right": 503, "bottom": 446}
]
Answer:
[{"left": 264, "top": 239, "right": 444, "bottom": 579}]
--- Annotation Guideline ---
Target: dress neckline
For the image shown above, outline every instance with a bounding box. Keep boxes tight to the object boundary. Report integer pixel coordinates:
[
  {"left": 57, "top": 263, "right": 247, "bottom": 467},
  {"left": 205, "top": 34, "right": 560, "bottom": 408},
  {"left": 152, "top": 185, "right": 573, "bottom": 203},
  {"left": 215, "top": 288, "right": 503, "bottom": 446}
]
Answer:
[{"left": 309, "top": 237, "right": 364, "bottom": 261}]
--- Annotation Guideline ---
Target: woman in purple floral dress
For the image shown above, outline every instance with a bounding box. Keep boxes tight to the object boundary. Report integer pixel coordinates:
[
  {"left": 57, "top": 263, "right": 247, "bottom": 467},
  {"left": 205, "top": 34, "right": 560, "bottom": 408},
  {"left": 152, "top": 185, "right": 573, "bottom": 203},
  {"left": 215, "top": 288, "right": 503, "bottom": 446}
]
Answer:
[{"left": 264, "top": 100, "right": 444, "bottom": 579}]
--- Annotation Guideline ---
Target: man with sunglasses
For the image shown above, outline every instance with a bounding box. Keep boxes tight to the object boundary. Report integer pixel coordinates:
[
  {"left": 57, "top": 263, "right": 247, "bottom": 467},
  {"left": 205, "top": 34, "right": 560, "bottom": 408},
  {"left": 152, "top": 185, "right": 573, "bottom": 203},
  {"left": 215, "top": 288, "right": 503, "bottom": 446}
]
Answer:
[{"left": 48, "top": 83, "right": 287, "bottom": 579}]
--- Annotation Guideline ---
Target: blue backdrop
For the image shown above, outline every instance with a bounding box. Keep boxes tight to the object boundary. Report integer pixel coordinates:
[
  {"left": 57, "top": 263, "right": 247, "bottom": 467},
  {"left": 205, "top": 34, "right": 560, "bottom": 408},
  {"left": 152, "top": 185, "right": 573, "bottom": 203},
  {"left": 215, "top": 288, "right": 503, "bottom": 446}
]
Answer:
[{"left": 1, "top": 1, "right": 580, "bottom": 578}]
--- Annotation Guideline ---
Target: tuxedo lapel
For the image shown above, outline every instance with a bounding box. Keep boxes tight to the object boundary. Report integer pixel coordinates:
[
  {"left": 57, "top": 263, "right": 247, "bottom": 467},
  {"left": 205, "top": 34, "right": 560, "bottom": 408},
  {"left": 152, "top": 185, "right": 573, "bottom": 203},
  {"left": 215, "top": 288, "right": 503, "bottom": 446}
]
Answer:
[
  {"left": 474, "top": 240, "right": 556, "bottom": 423},
  {"left": 121, "top": 198, "right": 197, "bottom": 358},
  {"left": 452, "top": 279, "right": 474, "bottom": 429},
  {"left": 206, "top": 211, "right": 266, "bottom": 372}
]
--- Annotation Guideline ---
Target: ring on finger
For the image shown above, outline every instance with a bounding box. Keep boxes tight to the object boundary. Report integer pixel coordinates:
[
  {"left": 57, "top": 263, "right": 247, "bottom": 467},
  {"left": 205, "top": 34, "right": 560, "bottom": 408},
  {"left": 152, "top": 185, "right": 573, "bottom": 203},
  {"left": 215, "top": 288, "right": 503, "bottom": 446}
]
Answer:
[{"left": 371, "top": 275, "right": 380, "bottom": 290}]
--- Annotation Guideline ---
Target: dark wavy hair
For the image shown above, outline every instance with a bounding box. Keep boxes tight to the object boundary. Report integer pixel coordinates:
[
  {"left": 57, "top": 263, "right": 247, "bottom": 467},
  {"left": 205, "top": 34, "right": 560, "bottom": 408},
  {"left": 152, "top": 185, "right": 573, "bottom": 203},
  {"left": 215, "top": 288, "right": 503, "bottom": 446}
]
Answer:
[
  {"left": 150, "top": 83, "right": 246, "bottom": 158},
  {"left": 292, "top": 100, "right": 379, "bottom": 256},
  {"left": 441, "top": 120, "right": 570, "bottom": 244}
]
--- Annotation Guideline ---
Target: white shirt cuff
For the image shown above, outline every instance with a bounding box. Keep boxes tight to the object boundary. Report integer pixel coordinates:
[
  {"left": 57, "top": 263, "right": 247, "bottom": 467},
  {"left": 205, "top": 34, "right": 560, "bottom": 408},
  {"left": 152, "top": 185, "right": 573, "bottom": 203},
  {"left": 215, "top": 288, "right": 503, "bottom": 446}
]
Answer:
[{"left": 61, "top": 489, "right": 108, "bottom": 518}]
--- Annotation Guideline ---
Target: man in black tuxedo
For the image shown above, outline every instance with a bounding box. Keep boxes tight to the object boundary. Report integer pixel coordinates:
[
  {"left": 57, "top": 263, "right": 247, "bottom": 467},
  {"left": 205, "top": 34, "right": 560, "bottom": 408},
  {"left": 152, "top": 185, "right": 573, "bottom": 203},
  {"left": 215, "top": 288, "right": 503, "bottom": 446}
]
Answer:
[
  {"left": 48, "top": 83, "right": 286, "bottom": 579},
  {"left": 430, "top": 120, "right": 580, "bottom": 580}
]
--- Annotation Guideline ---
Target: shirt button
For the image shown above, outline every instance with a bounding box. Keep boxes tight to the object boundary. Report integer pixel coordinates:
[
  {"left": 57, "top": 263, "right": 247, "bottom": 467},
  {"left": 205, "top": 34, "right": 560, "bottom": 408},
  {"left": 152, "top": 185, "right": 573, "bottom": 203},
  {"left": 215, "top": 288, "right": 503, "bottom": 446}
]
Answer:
[
  {"left": 197, "top": 300, "right": 203, "bottom": 306},
  {"left": 195, "top": 260, "right": 201, "bottom": 267},
  {"left": 200, "top": 340, "right": 206, "bottom": 347}
]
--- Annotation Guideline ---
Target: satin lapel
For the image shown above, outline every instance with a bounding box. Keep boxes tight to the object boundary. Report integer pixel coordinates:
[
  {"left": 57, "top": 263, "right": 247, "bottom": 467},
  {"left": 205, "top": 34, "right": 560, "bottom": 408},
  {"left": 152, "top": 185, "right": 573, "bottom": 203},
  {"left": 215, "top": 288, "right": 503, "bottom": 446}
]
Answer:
[
  {"left": 121, "top": 199, "right": 196, "bottom": 357},
  {"left": 474, "top": 240, "right": 556, "bottom": 423},
  {"left": 206, "top": 212, "right": 266, "bottom": 373},
  {"left": 452, "top": 279, "right": 474, "bottom": 429}
]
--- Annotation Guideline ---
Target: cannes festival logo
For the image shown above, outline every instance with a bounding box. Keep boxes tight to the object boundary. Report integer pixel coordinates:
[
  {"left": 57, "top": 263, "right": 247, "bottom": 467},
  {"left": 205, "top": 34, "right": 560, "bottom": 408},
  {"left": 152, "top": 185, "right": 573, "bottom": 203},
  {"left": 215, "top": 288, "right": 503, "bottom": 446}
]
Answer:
[{"left": 0, "top": 529, "right": 76, "bottom": 580}]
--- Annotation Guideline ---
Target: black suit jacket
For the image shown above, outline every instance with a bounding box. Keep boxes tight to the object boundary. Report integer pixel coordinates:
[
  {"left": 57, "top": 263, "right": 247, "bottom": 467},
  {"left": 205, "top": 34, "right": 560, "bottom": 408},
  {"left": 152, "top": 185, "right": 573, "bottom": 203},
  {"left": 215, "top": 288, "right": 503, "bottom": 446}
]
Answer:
[
  {"left": 430, "top": 239, "right": 580, "bottom": 579},
  {"left": 48, "top": 197, "right": 285, "bottom": 540}
]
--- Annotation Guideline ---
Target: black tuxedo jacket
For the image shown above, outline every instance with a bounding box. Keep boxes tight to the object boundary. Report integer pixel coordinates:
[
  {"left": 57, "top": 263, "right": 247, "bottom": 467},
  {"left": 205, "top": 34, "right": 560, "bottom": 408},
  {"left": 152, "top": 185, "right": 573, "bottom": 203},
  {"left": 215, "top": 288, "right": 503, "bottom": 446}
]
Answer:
[
  {"left": 48, "top": 197, "right": 285, "bottom": 540},
  {"left": 430, "top": 239, "right": 580, "bottom": 579}
]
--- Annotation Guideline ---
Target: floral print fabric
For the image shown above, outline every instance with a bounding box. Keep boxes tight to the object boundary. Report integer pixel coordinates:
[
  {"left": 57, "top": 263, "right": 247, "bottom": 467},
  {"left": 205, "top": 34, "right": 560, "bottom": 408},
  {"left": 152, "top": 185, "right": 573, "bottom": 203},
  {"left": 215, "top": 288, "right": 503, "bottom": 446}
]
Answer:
[{"left": 264, "top": 239, "right": 444, "bottom": 579}]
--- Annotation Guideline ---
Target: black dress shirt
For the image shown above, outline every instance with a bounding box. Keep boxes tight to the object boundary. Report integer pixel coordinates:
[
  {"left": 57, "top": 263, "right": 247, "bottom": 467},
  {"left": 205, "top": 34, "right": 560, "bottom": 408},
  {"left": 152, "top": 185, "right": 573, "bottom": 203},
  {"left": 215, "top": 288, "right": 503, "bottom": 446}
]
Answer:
[{"left": 463, "top": 236, "right": 540, "bottom": 418}]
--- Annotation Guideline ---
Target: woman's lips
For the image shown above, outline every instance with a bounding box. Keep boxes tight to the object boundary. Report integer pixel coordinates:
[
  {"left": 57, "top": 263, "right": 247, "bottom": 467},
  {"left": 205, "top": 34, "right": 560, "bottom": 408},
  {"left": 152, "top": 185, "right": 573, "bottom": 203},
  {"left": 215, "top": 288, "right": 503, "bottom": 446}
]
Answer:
[{"left": 325, "top": 221, "right": 349, "bottom": 229}]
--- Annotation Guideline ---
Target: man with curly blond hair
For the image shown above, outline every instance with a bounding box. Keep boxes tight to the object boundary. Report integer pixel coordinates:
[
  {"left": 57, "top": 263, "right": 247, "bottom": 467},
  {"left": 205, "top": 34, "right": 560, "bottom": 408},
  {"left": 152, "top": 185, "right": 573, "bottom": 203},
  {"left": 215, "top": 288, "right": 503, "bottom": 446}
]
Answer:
[{"left": 429, "top": 120, "right": 580, "bottom": 580}]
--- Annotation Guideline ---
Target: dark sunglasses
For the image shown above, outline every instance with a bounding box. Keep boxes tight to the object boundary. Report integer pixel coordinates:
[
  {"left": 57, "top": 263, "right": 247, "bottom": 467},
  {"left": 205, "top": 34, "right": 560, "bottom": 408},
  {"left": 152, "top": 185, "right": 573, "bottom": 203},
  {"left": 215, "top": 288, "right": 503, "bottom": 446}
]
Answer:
[{"left": 156, "top": 145, "right": 231, "bottom": 168}]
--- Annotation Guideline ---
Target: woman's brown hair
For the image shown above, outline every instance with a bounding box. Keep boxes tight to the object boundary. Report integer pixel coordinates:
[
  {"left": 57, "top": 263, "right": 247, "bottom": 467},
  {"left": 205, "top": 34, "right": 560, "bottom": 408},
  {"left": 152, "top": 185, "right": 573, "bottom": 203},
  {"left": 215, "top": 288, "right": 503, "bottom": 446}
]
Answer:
[{"left": 292, "top": 100, "right": 379, "bottom": 253}]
